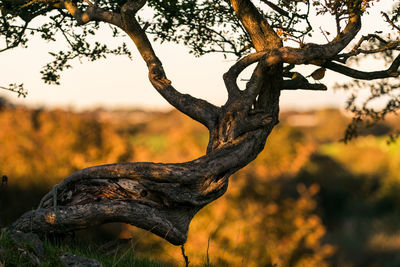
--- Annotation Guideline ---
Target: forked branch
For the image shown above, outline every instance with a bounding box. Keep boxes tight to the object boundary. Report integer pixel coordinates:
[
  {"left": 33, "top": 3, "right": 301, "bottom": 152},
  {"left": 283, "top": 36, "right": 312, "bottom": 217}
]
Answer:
[
  {"left": 230, "top": 0, "right": 282, "bottom": 51},
  {"left": 335, "top": 34, "right": 400, "bottom": 63}
]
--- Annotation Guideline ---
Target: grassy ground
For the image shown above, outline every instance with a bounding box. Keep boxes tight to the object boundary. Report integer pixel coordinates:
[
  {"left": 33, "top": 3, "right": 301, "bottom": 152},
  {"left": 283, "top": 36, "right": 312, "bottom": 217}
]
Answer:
[{"left": 0, "top": 230, "right": 173, "bottom": 267}]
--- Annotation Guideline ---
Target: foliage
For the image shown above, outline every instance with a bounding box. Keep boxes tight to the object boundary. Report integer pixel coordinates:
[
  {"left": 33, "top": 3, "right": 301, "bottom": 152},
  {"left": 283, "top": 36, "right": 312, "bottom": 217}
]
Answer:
[
  {"left": 338, "top": 78, "right": 400, "bottom": 142},
  {"left": 1, "top": 0, "right": 400, "bottom": 264},
  {"left": 1, "top": 0, "right": 397, "bottom": 83},
  {"left": 1, "top": 0, "right": 399, "bottom": 137},
  {"left": 2, "top": 103, "right": 400, "bottom": 266},
  {"left": 0, "top": 0, "right": 132, "bottom": 84},
  {"left": 112, "top": 108, "right": 400, "bottom": 267},
  {"left": 0, "top": 83, "right": 27, "bottom": 97}
]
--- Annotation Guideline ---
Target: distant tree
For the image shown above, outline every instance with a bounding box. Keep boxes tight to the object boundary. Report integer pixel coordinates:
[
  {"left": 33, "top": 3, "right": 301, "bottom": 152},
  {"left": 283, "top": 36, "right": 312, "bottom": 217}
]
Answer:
[{"left": 1, "top": 0, "right": 399, "bottom": 246}]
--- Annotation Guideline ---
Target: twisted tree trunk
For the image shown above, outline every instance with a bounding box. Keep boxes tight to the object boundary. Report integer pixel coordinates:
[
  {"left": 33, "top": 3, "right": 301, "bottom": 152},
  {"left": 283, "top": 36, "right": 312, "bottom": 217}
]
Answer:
[
  {"left": 9, "top": 0, "right": 373, "bottom": 246},
  {"left": 10, "top": 91, "right": 279, "bottom": 245}
]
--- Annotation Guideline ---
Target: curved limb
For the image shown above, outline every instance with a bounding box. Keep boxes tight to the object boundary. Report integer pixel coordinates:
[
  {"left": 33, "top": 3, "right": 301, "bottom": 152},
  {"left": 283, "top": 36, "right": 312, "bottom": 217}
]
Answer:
[
  {"left": 60, "top": 0, "right": 220, "bottom": 130},
  {"left": 119, "top": 1, "right": 220, "bottom": 130},
  {"left": 10, "top": 115, "right": 276, "bottom": 245},
  {"left": 323, "top": 55, "right": 400, "bottom": 80}
]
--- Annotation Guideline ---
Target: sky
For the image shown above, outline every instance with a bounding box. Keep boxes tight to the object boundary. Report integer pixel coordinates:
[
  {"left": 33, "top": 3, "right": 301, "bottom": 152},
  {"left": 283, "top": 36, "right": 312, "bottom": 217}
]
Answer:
[{"left": 0, "top": 1, "right": 396, "bottom": 111}]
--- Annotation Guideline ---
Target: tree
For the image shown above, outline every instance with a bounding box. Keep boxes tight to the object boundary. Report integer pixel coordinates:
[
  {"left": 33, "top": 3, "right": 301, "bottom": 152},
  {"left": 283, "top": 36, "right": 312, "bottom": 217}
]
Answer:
[{"left": 1, "top": 0, "right": 399, "bottom": 246}]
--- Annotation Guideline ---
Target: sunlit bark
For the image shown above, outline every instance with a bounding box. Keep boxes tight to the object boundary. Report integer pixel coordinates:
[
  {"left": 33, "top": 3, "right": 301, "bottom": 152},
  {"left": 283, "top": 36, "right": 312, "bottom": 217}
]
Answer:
[{"left": 9, "top": 0, "right": 400, "bottom": 246}]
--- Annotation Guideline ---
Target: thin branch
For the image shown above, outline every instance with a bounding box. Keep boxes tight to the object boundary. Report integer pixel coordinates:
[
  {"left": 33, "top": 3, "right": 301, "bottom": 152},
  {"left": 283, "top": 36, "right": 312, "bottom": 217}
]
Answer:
[
  {"left": 261, "top": 0, "right": 310, "bottom": 24},
  {"left": 382, "top": 12, "right": 400, "bottom": 32},
  {"left": 119, "top": 0, "right": 219, "bottom": 130},
  {"left": 335, "top": 11, "right": 341, "bottom": 36},
  {"left": 0, "top": 22, "right": 28, "bottom": 53},
  {"left": 324, "top": 54, "right": 400, "bottom": 80},
  {"left": 0, "top": 83, "right": 28, "bottom": 97},
  {"left": 207, "top": 27, "right": 241, "bottom": 56},
  {"left": 282, "top": 79, "right": 327, "bottom": 91},
  {"left": 335, "top": 34, "right": 399, "bottom": 63},
  {"left": 58, "top": 0, "right": 219, "bottom": 129},
  {"left": 319, "top": 26, "right": 331, "bottom": 42},
  {"left": 224, "top": 2, "right": 362, "bottom": 68},
  {"left": 261, "top": 0, "right": 290, "bottom": 17}
]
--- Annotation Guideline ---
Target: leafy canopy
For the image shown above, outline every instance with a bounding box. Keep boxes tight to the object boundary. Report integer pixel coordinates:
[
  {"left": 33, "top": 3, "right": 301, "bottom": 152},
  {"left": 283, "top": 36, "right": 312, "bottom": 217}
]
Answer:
[
  {"left": 0, "top": 0, "right": 357, "bottom": 83},
  {"left": 1, "top": 0, "right": 400, "bottom": 139}
]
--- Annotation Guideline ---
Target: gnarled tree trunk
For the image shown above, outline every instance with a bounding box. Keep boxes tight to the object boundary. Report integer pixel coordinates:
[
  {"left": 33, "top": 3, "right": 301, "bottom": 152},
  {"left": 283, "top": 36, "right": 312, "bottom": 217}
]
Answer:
[
  {"left": 10, "top": 0, "right": 285, "bottom": 246},
  {"left": 10, "top": 0, "right": 391, "bottom": 247},
  {"left": 10, "top": 84, "right": 279, "bottom": 245}
]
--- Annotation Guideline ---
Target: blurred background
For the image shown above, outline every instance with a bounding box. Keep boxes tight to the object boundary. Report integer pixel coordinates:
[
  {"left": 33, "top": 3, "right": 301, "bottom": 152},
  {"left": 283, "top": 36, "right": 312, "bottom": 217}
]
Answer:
[{"left": 0, "top": 96, "right": 400, "bottom": 266}]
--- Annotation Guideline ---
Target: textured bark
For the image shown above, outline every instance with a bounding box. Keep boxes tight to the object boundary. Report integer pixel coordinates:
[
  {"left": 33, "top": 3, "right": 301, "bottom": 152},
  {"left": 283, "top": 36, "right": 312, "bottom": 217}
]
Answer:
[
  {"left": 9, "top": 0, "right": 377, "bottom": 246},
  {"left": 11, "top": 104, "right": 278, "bottom": 245}
]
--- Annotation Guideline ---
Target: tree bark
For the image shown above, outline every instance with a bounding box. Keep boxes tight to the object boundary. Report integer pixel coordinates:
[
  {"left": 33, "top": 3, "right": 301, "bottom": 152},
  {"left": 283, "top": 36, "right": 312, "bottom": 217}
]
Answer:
[
  {"left": 10, "top": 99, "right": 278, "bottom": 245},
  {"left": 8, "top": 0, "right": 282, "bottom": 245},
  {"left": 9, "top": 0, "right": 374, "bottom": 247}
]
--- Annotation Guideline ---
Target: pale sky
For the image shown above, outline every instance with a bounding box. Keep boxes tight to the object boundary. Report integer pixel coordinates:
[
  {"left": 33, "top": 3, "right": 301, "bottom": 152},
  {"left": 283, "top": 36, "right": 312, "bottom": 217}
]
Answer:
[{"left": 0, "top": 1, "right": 396, "bottom": 111}]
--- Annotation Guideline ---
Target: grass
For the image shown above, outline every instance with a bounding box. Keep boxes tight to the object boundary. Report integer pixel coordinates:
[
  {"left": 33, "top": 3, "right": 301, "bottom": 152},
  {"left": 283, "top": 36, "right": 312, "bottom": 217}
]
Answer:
[{"left": 0, "top": 230, "right": 173, "bottom": 267}]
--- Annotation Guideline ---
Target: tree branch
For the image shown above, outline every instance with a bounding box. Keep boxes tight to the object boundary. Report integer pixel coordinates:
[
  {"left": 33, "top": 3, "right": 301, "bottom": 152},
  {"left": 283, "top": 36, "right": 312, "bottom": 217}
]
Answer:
[
  {"left": 222, "top": 0, "right": 362, "bottom": 90},
  {"left": 261, "top": 0, "right": 289, "bottom": 18},
  {"left": 241, "top": 69, "right": 327, "bottom": 91},
  {"left": 382, "top": 12, "right": 400, "bottom": 32},
  {"left": 244, "top": 58, "right": 268, "bottom": 99},
  {"left": 14, "top": 200, "right": 189, "bottom": 245},
  {"left": 0, "top": 83, "right": 28, "bottom": 97},
  {"left": 260, "top": 0, "right": 309, "bottom": 22},
  {"left": 6, "top": 0, "right": 285, "bottom": 247},
  {"left": 223, "top": 52, "right": 267, "bottom": 102},
  {"left": 324, "top": 54, "right": 400, "bottom": 80},
  {"left": 0, "top": 21, "right": 29, "bottom": 53},
  {"left": 61, "top": 0, "right": 122, "bottom": 27},
  {"left": 223, "top": 72, "right": 241, "bottom": 101},
  {"left": 10, "top": 119, "right": 278, "bottom": 245},
  {"left": 335, "top": 34, "right": 399, "bottom": 63},
  {"left": 59, "top": 0, "right": 220, "bottom": 130},
  {"left": 119, "top": 1, "right": 220, "bottom": 130},
  {"left": 220, "top": 3, "right": 362, "bottom": 96},
  {"left": 282, "top": 73, "right": 327, "bottom": 91},
  {"left": 230, "top": 0, "right": 281, "bottom": 51},
  {"left": 260, "top": 10, "right": 361, "bottom": 66}
]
